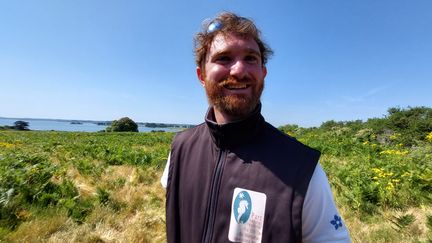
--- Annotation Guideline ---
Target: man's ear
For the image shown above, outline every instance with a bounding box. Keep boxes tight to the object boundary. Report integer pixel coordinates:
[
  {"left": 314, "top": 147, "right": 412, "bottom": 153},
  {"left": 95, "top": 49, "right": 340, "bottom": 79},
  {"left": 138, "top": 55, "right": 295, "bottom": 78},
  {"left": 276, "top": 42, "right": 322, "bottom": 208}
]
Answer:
[
  {"left": 196, "top": 66, "right": 205, "bottom": 86},
  {"left": 262, "top": 65, "right": 267, "bottom": 78}
]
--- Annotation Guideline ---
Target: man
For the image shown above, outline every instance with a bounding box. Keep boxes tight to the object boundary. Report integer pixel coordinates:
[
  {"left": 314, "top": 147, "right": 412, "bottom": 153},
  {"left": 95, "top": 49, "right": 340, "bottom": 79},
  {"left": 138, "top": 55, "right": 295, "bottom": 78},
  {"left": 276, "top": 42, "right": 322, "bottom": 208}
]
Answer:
[{"left": 161, "top": 12, "right": 351, "bottom": 243}]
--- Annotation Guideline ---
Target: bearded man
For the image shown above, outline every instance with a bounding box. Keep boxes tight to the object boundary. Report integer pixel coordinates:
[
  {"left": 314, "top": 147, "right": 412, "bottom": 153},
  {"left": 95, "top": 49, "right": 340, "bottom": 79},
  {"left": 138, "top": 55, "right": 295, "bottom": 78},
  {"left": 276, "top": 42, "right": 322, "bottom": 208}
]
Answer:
[{"left": 161, "top": 12, "right": 351, "bottom": 243}]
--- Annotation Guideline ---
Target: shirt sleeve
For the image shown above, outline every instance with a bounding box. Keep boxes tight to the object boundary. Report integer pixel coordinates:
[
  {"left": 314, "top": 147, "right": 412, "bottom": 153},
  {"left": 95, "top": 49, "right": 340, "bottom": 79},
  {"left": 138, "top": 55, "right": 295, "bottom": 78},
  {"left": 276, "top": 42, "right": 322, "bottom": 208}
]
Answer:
[
  {"left": 302, "top": 163, "right": 351, "bottom": 243},
  {"left": 160, "top": 152, "right": 170, "bottom": 188}
]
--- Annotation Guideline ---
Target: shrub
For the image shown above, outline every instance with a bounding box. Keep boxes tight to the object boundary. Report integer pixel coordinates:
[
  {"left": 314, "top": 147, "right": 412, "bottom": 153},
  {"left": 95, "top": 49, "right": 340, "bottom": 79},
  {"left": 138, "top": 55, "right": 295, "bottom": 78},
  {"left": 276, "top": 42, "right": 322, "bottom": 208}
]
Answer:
[
  {"left": 106, "top": 117, "right": 139, "bottom": 132},
  {"left": 366, "top": 107, "right": 432, "bottom": 146},
  {"left": 63, "top": 198, "right": 94, "bottom": 224},
  {"left": 13, "top": 121, "right": 30, "bottom": 131}
]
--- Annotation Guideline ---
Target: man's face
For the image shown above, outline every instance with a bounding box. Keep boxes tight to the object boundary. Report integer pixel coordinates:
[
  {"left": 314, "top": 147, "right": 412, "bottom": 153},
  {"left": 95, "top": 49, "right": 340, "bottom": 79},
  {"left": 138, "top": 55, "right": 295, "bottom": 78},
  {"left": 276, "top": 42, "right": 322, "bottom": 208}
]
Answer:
[{"left": 197, "top": 33, "right": 267, "bottom": 120}]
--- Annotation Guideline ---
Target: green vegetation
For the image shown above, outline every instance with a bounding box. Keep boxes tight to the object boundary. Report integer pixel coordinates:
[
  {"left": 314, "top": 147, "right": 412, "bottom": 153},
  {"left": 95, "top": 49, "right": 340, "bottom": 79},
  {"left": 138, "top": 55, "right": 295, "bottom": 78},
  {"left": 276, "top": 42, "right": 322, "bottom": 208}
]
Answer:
[
  {"left": 280, "top": 107, "right": 432, "bottom": 242},
  {"left": 0, "top": 131, "right": 172, "bottom": 242},
  {"left": 280, "top": 107, "right": 432, "bottom": 211},
  {"left": 106, "top": 117, "right": 139, "bottom": 132},
  {"left": 0, "top": 120, "right": 30, "bottom": 131},
  {"left": 0, "top": 106, "right": 431, "bottom": 242}
]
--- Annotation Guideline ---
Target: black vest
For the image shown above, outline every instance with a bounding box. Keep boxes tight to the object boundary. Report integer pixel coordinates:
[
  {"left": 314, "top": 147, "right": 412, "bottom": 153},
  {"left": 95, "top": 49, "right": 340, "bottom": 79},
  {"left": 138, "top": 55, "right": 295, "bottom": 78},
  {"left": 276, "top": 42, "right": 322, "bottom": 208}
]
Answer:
[{"left": 166, "top": 106, "right": 320, "bottom": 243}]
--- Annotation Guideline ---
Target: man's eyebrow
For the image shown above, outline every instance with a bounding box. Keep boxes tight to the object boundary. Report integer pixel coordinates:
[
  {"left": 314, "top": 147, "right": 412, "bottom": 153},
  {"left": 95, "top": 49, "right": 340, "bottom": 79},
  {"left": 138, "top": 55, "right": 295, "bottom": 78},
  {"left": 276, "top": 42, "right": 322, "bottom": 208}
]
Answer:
[
  {"left": 245, "top": 48, "right": 261, "bottom": 56},
  {"left": 211, "top": 48, "right": 261, "bottom": 57},
  {"left": 211, "top": 50, "right": 230, "bottom": 57}
]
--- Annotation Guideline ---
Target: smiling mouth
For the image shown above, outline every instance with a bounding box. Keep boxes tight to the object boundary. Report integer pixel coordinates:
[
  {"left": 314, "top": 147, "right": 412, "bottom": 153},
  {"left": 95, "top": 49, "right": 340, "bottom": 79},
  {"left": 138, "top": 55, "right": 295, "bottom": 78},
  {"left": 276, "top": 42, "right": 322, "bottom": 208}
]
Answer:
[{"left": 223, "top": 83, "right": 250, "bottom": 90}]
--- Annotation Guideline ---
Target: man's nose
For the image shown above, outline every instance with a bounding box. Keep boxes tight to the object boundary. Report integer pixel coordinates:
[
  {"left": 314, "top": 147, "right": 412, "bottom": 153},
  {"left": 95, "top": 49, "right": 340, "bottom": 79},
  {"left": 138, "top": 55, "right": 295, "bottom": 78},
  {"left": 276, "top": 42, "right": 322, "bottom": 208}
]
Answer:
[{"left": 230, "top": 60, "right": 247, "bottom": 79}]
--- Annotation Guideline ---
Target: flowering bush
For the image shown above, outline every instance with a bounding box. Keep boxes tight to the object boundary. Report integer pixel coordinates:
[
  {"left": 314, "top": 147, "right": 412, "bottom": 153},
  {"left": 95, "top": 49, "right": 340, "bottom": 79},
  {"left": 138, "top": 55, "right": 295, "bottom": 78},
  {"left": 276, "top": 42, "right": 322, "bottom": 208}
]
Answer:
[{"left": 285, "top": 115, "right": 432, "bottom": 214}]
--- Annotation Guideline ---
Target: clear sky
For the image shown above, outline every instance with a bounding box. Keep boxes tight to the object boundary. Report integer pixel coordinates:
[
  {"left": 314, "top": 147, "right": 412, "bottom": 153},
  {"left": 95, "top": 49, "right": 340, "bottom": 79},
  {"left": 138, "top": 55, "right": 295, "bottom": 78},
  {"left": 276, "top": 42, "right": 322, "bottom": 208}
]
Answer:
[{"left": 1, "top": 0, "right": 431, "bottom": 127}]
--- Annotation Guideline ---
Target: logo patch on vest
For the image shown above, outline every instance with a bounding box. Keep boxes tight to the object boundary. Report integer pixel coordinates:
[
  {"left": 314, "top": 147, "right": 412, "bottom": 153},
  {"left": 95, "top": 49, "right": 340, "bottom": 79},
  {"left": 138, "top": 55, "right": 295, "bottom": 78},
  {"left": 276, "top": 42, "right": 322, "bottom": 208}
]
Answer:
[{"left": 228, "top": 188, "right": 266, "bottom": 243}]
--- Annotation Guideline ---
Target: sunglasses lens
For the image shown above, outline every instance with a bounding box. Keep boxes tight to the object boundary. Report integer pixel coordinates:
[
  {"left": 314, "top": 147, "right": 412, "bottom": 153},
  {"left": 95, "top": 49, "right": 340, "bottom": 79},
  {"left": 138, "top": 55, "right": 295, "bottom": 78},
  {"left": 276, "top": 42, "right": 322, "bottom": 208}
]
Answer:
[{"left": 208, "top": 21, "right": 222, "bottom": 33}]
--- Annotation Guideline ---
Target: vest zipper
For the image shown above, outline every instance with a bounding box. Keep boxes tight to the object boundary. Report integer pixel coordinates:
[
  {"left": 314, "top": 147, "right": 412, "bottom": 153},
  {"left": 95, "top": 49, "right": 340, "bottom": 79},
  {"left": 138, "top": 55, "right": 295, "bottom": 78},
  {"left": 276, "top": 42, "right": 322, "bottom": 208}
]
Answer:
[{"left": 202, "top": 149, "right": 227, "bottom": 243}]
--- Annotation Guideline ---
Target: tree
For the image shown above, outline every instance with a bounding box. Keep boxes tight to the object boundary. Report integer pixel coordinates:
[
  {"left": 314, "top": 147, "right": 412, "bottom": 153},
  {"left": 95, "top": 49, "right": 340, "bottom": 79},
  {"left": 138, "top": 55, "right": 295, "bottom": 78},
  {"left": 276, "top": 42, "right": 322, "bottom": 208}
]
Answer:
[
  {"left": 320, "top": 120, "right": 343, "bottom": 130},
  {"left": 385, "top": 106, "right": 432, "bottom": 145},
  {"left": 106, "top": 117, "right": 138, "bottom": 132},
  {"left": 364, "top": 106, "right": 432, "bottom": 146},
  {"left": 278, "top": 124, "right": 299, "bottom": 135},
  {"left": 14, "top": 121, "right": 30, "bottom": 130}
]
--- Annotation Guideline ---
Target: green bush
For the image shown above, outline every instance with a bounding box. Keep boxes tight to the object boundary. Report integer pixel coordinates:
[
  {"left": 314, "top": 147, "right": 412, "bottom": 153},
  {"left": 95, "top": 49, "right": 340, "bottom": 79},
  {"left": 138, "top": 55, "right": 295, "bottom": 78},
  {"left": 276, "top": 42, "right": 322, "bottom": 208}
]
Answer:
[
  {"left": 13, "top": 121, "right": 30, "bottom": 131},
  {"left": 366, "top": 106, "right": 432, "bottom": 146},
  {"left": 106, "top": 117, "right": 139, "bottom": 132},
  {"left": 64, "top": 198, "right": 94, "bottom": 224}
]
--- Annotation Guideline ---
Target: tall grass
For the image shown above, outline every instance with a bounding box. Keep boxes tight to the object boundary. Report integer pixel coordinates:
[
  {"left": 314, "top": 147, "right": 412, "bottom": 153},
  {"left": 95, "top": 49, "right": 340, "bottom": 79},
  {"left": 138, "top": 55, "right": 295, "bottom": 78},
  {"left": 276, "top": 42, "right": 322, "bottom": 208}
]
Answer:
[{"left": 0, "top": 131, "right": 172, "bottom": 242}]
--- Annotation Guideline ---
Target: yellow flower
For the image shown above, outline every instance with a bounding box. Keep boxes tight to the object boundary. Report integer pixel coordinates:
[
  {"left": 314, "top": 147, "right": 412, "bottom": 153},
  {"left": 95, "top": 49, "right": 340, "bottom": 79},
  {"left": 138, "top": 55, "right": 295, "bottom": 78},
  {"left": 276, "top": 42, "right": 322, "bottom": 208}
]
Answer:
[
  {"left": 385, "top": 182, "right": 395, "bottom": 191},
  {"left": 0, "top": 142, "right": 15, "bottom": 148},
  {"left": 379, "top": 149, "right": 408, "bottom": 156},
  {"left": 371, "top": 168, "right": 382, "bottom": 173},
  {"left": 427, "top": 131, "right": 432, "bottom": 142},
  {"left": 401, "top": 172, "right": 411, "bottom": 177},
  {"left": 286, "top": 131, "right": 295, "bottom": 137}
]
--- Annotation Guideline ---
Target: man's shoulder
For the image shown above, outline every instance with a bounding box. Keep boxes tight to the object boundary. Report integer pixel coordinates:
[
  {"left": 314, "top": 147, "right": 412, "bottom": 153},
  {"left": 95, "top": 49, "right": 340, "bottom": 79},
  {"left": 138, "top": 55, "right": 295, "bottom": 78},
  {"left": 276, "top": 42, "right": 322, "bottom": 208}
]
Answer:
[
  {"left": 172, "top": 122, "right": 207, "bottom": 143},
  {"left": 170, "top": 123, "right": 210, "bottom": 156}
]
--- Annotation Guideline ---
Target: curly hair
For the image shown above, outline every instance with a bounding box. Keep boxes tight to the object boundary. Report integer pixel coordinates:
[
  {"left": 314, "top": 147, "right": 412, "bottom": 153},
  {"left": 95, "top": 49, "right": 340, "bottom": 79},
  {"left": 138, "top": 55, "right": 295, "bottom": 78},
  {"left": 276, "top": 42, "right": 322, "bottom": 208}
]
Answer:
[{"left": 194, "top": 12, "right": 273, "bottom": 68}]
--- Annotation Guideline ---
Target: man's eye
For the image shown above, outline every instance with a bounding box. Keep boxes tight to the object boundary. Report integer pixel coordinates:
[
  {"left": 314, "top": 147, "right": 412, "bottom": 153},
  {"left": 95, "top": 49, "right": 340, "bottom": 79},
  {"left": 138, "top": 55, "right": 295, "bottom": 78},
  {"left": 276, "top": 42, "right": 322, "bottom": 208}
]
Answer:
[
  {"left": 215, "top": 56, "right": 231, "bottom": 63},
  {"left": 245, "top": 55, "right": 259, "bottom": 64}
]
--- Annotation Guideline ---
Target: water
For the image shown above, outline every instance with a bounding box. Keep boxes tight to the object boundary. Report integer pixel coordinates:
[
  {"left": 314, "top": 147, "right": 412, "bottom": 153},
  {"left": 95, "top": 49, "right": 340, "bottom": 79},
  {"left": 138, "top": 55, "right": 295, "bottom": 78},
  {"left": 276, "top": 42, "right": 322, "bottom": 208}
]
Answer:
[{"left": 0, "top": 118, "right": 183, "bottom": 133}]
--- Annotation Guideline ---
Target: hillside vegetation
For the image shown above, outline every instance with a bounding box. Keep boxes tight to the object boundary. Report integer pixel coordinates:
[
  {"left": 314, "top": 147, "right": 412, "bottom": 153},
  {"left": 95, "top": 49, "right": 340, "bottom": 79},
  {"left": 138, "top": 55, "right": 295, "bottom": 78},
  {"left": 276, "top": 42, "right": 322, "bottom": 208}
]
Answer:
[
  {"left": 280, "top": 107, "right": 432, "bottom": 242},
  {"left": 1, "top": 107, "right": 431, "bottom": 242}
]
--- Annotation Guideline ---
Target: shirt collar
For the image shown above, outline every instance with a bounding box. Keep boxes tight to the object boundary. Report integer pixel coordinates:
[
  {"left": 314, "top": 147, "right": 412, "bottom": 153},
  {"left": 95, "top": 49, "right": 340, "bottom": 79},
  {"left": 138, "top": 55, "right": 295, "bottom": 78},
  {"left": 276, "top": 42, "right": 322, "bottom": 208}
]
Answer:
[{"left": 205, "top": 103, "right": 265, "bottom": 149}]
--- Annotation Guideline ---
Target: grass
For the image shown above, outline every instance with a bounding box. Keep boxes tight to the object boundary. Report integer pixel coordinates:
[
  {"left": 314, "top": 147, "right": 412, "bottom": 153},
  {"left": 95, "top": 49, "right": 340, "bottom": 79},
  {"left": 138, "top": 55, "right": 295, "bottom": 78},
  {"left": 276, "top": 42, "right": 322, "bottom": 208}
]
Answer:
[
  {"left": 1, "top": 125, "right": 431, "bottom": 242},
  {"left": 0, "top": 131, "right": 171, "bottom": 242}
]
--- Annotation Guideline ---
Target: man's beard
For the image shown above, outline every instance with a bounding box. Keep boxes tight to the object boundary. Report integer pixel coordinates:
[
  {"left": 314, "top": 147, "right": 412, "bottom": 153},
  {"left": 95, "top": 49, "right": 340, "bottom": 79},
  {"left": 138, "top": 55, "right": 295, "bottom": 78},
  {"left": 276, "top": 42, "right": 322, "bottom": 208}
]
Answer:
[{"left": 205, "top": 76, "right": 264, "bottom": 119}]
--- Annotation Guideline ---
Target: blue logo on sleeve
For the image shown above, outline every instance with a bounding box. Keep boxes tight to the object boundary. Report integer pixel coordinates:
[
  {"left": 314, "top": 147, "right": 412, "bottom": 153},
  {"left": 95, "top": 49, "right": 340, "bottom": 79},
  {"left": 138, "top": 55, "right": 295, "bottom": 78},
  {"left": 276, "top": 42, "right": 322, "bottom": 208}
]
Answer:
[
  {"left": 330, "top": 214, "right": 343, "bottom": 230},
  {"left": 233, "top": 191, "right": 252, "bottom": 224}
]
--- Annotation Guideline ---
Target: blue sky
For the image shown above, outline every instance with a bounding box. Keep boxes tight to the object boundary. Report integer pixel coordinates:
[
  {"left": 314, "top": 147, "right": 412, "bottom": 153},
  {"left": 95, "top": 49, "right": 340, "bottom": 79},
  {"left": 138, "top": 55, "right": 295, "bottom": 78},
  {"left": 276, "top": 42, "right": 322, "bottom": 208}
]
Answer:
[{"left": 1, "top": 0, "right": 431, "bottom": 127}]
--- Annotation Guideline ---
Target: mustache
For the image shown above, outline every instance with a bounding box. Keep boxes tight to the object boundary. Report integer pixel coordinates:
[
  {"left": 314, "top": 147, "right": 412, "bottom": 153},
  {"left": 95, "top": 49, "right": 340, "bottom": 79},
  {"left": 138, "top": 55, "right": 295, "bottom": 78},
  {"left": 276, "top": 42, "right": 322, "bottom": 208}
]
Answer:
[{"left": 218, "top": 76, "right": 252, "bottom": 87}]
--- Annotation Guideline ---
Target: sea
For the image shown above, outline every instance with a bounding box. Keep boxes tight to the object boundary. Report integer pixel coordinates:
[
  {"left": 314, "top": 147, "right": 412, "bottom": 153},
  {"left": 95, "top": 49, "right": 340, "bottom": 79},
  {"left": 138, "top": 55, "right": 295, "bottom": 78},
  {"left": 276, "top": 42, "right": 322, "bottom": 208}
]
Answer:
[{"left": 0, "top": 117, "right": 184, "bottom": 133}]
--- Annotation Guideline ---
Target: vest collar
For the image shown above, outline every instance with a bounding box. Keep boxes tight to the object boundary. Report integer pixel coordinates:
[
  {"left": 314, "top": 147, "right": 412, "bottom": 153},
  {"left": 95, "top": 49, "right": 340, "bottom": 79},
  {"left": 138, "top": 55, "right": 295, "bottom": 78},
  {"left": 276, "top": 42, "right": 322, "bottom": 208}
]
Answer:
[{"left": 205, "top": 103, "right": 265, "bottom": 149}]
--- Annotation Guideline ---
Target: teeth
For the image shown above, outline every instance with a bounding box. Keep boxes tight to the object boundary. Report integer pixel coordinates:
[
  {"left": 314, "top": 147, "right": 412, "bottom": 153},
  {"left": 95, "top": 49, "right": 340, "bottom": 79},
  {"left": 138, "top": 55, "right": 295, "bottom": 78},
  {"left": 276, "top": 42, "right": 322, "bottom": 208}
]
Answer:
[{"left": 225, "top": 84, "right": 248, "bottom": 89}]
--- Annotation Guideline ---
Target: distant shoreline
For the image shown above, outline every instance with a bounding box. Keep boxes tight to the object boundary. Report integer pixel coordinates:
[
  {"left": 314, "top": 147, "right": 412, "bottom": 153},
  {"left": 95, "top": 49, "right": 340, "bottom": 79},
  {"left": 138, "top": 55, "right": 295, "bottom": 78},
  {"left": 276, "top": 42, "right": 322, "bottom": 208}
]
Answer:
[
  {"left": 0, "top": 117, "right": 194, "bottom": 133},
  {"left": 0, "top": 116, "right": 194, "bottom": 129}
]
